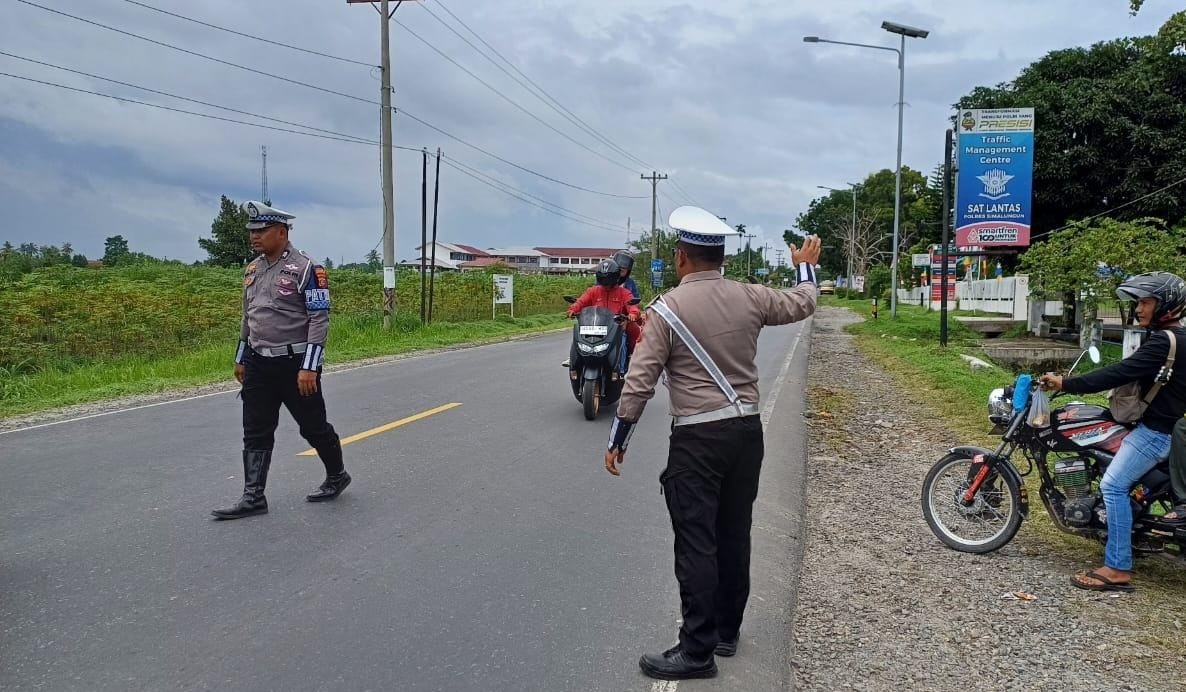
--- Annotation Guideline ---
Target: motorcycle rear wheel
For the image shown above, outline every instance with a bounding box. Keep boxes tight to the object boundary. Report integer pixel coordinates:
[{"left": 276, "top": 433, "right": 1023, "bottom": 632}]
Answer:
[
  {"left": 582, "top": 379, "right": 600, "bottom": 420},
  {"left": 921, "top": 452, "right": 1023, "bottom": 553}
]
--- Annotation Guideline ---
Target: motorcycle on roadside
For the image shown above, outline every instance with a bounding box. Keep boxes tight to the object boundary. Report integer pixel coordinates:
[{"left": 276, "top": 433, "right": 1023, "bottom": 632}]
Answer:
[
  {"left": 921, "top": 346, "right": 1186, "bottom": 562},
  {"left": 562, "top": 296, "right": 640, "bottom": 420}
]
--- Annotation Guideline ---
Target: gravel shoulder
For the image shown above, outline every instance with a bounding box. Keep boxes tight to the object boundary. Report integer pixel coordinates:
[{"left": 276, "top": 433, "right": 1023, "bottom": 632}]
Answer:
[{"left": 791, "top": 306, "right": 1186, "bottom": 691}]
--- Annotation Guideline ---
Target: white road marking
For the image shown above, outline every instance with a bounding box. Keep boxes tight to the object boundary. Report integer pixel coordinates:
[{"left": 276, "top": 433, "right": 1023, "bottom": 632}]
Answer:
[
  {"left": 0, "top": 389, "right": 235, "bottom": 436},
  {"left": 761, "top": 317, "right": 811, "bottom": 432},
  {"left": 650, "top": 681, "right": 679, "bottom": 692},
  {"left": 0, "top": 329, "right": 568, "bottom": 436}
]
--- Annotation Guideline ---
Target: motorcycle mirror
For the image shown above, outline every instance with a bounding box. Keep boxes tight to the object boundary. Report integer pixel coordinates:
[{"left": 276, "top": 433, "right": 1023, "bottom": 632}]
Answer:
[
  {"left": 563, "top": 296, "right": 576, "bottom": 304},
  {"left": 1088, "top": 346, "right": 1101, "bottom": 364}
]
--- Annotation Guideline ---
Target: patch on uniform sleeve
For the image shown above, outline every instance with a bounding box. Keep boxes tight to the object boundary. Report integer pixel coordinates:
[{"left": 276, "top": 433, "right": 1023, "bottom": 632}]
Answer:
[
  {"left": 314, "top": 266, "right": 329, "bottom": 289},
  {"left": 244, "top": 275, "right": 255, "bottom": 287},
  {"left": 305, "top": 288, "right": 330, "bottom": 311}
]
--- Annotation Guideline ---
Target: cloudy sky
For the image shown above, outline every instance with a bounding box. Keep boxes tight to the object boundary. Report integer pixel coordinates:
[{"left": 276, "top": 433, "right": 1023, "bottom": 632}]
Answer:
[{"left": 0, "top": 0, "right": 1173, "bottom": 265}]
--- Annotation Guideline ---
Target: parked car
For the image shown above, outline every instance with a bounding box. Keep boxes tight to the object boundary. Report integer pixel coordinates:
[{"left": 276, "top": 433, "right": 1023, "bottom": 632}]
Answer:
[{"left": 819, "top": 280, "right": 836, "bottom": 295}]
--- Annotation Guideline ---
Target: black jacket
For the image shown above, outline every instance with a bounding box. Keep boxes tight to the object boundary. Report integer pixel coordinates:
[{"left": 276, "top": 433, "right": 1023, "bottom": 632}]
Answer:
[{"left": 1063, "top": 327, "right": 1186, "bottom": 434}]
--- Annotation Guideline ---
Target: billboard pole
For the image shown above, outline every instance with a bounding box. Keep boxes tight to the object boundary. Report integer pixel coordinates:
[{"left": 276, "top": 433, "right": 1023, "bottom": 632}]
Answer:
[{"left": 940, "top": 128, "right": 953, "bottom": 347}]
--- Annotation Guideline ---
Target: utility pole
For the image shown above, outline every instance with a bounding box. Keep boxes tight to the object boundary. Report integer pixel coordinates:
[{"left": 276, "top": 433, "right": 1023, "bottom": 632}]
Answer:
[
  {"left": 775, "top": 249, "right": 784, "bottom": 268},
  {"left": 641, "top": 171, "right": 667, "bottom": 259},
  {"left": 259, "top": 145, "right": 269, "bottom": 205},
  {"left": 741, "top": 233, "right": 757, "bottom": 276},
  {"left": 626, "top": 217, "right": 631, "bottom": 245},
  {"left": 351, "top": 0, "right": 401, "bottom": 328},
  {"left": 379, "top": 0, "right": 396, "bottom": 329}
]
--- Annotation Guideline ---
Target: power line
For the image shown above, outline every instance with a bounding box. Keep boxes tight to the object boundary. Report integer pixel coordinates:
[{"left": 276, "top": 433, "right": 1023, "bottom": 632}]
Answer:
[
  {"left": 441, "top": 158, "right": 627, "bottom": 235},
  {"left": 14, "top": 1, "right": 646, "bottom": 200},
  {"left": 419, "top": 0, "right": 652, "bottom": 171},
  {"left": 1028, "top": 173, "right": 1186, "bottom": 242},
  {"left": 0, "top": 51, "right": 375, "bottom": 143},
  {"left": 397, "top": 107, "right": 648, "bottom": 199},
  {"left": 442, "top": 154, "right": 626, "bottom": 230},
  {"left": 0, "top": 71, "right": 384, "bottom": 146},
  {"left": 2, "top": 69, "right": 633, "bottom": 237},
  {"left": 119, "top": 0, "right": 375, "bottom": 67},
  {"left": 669, "top": 178, "right": 704, "bottom": 207},
  {"left": 393, "top": 17, "right": 638, "bottom": 174},
  {"left": 5, "top": 69, "right": 626, "bottom": 242},
  {"left": 14, "top": 0, "right": 379, "bottom": 106}
]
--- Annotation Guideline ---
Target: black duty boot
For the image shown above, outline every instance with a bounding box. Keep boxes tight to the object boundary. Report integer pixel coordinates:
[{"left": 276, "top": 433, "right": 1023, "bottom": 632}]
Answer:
[
  {"left": 639, "top": 646, "right": 717, "bottom": 680},
  {"left": 714, "top": 635, "right": 739, "bottom": 657},
  {"left": 212, "top": 450, "right": 271, "bottom": 520},
  {"left": 307, "top": 471, "right": 351, "bottom": 502},
  {"left": 306, "top": 440, "right": 349, "bottom": 502}
]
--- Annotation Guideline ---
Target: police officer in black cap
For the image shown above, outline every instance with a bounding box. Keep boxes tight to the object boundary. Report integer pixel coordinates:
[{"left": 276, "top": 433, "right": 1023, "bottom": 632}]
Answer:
[{"left": 212, "top": 201, "right": 351, "bottom": 520}]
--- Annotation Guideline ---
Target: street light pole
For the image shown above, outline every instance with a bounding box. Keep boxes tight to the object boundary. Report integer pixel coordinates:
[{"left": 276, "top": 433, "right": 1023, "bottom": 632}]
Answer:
[
  {"left": 818, "top": 183, "right": 859, "bottom": 292},
  {"left": 889, "top": 32, "right": 906, "bottom": 317},
  {"left": 805, "top": 21, "right": 928, "bottom": 316},
  {"left": 847, "top": 183, "right": 857, "bottom": 292}
]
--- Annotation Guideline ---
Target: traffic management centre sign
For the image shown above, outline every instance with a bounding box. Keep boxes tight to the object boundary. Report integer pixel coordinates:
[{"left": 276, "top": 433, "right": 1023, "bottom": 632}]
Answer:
[{"left": 955, "top": 108, "right": 1035, "bottom": 247}]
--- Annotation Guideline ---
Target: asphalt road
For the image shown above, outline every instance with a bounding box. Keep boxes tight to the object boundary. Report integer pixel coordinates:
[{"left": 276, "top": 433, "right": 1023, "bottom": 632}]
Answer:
[{"left": 1, "top": 319, "right": 812, "bottom": 692}]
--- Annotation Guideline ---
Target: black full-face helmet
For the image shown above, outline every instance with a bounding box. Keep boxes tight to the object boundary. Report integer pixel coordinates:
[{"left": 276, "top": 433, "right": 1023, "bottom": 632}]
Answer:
[
  {"left": 612, "top": 251, "right": 635, "bottom": 276},
  {"left": 595, "top": 259, "right": 621, "bottom": 287},
  {"left": 1116, "top": 271, "right": 1186, "bottom": 325}
]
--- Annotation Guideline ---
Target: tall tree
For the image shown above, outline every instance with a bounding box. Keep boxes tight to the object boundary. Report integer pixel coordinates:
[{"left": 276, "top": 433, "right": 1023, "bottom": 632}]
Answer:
[
  {"left": 795, "top": 167, "right": 932, "bottom": 278},
  {"left": 71, "top": 253, "right": 89, "bottom": 268},
  {"left": 957, "top": 35, "right": 1186, "bottom": 235},
  {"left": 365, "top": 249, "right": 381, "bottom": 272},
  {"left": 198, "top": 195, "right": 253, "bottom": 267},
  {"left": 103, "top": 235, "right": 130, "bottom": 265},
  {"left": 1021, "top": 217, "right": 1186, "bottom": 345}
]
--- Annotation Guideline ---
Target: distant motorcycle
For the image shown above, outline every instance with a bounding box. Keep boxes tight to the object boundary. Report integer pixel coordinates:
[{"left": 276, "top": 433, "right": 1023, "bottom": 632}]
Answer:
[
  {"left": 563, "top": 295, "right": 638, "bottom": 420},
  {"left": 921, "top": 346, "right": 1186, "bottom": 563}
]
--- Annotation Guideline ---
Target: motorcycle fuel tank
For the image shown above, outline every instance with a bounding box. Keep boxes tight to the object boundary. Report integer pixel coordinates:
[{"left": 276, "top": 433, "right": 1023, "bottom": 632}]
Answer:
[{"left": 1049, "top": 403, "right": 1128, "bottom": 453}]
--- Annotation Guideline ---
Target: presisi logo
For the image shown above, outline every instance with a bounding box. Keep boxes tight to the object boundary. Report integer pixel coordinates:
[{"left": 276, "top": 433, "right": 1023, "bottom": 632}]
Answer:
[{"left": 246, "top": 202, "right": 260, "bottom": 218}]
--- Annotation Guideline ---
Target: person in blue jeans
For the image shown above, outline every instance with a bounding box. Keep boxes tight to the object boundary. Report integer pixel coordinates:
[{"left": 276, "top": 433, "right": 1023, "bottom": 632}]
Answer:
[{"left": 1041, "top": 272, "right": 1186, "bottom": 591}]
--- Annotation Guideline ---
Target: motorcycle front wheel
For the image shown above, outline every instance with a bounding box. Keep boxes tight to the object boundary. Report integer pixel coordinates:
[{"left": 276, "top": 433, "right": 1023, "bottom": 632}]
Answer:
[
  {"left": 921, "top": 452, "right": 1023, "bottom": 553},
  {"left": 582, "top": 379, "right": 600, "bottom": 420}
]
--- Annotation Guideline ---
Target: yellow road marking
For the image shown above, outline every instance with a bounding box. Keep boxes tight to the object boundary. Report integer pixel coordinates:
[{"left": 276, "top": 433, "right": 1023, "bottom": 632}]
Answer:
[{"left": 297, "top": 402, "right": 462, "bottom": 456}]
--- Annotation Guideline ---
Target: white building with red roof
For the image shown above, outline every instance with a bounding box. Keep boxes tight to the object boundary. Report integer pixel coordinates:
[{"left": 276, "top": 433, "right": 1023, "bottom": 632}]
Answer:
[{"left": 405, "top": 242, "right": 625, "bottom": 273}]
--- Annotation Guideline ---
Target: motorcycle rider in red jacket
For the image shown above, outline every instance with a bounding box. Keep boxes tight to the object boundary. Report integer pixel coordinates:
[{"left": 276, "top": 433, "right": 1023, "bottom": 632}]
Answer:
[{"left": 568, "top": 258, "right": 642, "bottom": 353}]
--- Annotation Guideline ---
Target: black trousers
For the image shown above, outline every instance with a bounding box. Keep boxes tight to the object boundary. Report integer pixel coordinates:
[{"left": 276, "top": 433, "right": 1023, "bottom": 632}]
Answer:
[
  {"left": 660, "top": 414, "right": 764, "bottom": 658},
  {"left": 1171, "top": 417, "right": 1186, "bottom": 504},
  {"left": 241, "top": 349, "right": 341, "bottom": 469}
]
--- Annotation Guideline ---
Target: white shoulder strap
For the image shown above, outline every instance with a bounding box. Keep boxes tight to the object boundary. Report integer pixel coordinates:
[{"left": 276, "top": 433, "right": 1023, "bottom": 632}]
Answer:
[{"left": 651, "top": 298, "right": 742, "bottom": 411}]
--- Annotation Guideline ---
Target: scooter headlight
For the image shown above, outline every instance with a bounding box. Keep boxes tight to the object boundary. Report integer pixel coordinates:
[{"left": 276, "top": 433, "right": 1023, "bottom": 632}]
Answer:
[
  {"left": 577, "top": 342, "right": 594, "bottom": 353},
  {"left": 592, "top": 343, "right": 610, "bottom": 353}
]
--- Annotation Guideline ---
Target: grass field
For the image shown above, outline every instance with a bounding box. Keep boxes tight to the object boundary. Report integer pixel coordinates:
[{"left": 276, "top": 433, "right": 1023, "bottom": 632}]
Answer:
[{"left": 0, "top": 264, "right": 594, "bottom": 417}]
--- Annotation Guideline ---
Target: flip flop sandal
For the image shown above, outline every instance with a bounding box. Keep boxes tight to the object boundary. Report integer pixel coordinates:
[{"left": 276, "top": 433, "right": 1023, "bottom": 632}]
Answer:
[
  {"left": 1070, "top": 569, "right": 1135, "bottom": 592},
  {"left": 1157, "top": 504, "right": 1186, "bottom": 526}
]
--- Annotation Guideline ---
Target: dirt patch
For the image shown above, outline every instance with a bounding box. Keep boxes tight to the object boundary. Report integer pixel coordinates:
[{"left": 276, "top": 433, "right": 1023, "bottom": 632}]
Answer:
[{"left": 791, "top": 306, "right": 1186, "bottom": 690}]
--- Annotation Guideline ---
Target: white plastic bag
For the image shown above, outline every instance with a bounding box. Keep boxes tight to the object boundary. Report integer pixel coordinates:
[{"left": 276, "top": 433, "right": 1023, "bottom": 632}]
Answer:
[{"left": 1026, "top": 387, "right": 1051, "bottom": 428}]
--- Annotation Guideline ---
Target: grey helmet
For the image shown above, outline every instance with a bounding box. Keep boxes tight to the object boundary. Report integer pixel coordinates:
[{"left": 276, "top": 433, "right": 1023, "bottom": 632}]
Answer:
[
  {"left": 1115, "top": 271, "right": 1186, "bottom": 324},
  {"left": 611, "top": 251, "right": 635, "bottom": 276},
  {"left": 595, "top": 258, "right": 621, "bottom": 287}
]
